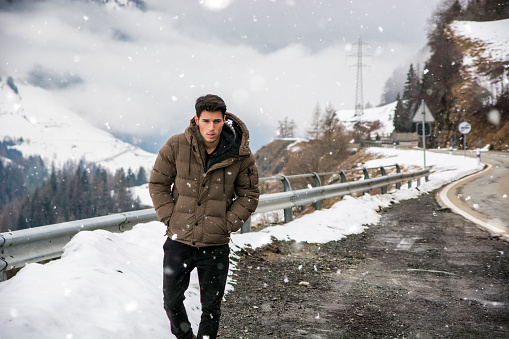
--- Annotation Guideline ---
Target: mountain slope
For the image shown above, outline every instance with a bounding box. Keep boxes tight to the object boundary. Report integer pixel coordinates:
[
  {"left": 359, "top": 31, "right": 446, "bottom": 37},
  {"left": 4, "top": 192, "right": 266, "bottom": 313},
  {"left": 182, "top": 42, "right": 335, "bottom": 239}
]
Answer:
[
  {"left": 335, "top": 101, "right": 397, "bottom": 137},
  {"left": 446, "top": 18, "right": 509, "bottom": 149},
  {"left": 0, "top": 78, "right": 156, "bottom": 173},
  {"left": 447, "top": 18, "right": 509, "bottom": 105}
]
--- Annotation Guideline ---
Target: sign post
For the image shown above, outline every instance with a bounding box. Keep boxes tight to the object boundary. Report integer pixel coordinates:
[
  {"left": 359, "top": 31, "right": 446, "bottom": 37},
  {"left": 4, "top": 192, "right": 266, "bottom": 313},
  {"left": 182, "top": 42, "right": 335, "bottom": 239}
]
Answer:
[
  {"left": 478, "top": 138, "right": 481, "bottom": 165},
  {"left": 458, "top": 121, "right": 471, "bottom": 158},
  {"left": 412, "top": 99, "right": 435, "bottom": 170}
]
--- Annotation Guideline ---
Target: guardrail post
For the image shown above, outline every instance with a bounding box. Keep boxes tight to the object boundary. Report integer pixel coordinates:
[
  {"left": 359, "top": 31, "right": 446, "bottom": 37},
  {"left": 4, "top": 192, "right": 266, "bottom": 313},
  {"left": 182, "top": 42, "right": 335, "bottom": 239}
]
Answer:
[
  {"left": 362, "top": 167, "right": 370, "bottom": 195},
  {"left": 380, "top": 166, "right": 387, "bottom": 194},
  {"left": 395, "top": 164, "right": 401, "bottom": 189},
  {"left": 312, "top": 172, "right": 322, "bottom": 210},
  {"left": 241, "top": 217, "right": 251, "bottom": 234},
  {"left": 1, "top": 236, "right": 8, "bottom": 281},
  {"left": 281, "top": 175, "right": 291, "bottom": 192},
  {"left": 339, "top": 170, "right": 347, "bottom": 183},
  {"left": 408, "top": 179, "right": 412, "bottom": 188},
  {"left": 417, "top": 177, "right": 421, "bottom": 186},
  {"left": 281, "top": 175, "right": 293, "bottom": 223}
]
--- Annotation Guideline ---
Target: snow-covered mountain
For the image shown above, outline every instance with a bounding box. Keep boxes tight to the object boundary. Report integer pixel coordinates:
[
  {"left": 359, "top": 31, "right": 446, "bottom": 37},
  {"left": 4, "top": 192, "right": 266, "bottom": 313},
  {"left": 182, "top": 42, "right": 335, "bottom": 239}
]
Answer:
[
  {"left": 0, "top": 77, "right": 156, "bottom": 174},
  {"left": 1, "top": 73, "right": 398, "bottom": 179},
  {"left": 94, "top": 0, "right": 146, "bottom": 10},
  {"left": 335, "top": 101, "right": 397, "bottom": 137}
]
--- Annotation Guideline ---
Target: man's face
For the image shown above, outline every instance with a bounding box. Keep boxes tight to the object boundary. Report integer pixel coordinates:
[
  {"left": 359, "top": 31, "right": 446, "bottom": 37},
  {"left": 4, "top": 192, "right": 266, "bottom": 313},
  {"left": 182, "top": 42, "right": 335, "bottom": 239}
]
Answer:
[{"left": 194, "top": 110, "right": 225, "bottom": 145}]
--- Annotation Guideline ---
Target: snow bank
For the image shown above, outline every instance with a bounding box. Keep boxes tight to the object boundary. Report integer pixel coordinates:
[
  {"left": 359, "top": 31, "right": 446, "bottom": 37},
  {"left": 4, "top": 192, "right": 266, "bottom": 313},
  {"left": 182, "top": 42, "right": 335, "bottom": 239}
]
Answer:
[{"left": 0, "top": 148, "right": 483, "bottom": 339}]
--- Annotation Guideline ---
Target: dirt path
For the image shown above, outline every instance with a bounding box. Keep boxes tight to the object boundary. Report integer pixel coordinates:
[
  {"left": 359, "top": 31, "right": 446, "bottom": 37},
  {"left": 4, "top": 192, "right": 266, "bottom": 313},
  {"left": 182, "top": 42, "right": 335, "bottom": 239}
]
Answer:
[{"left": 219, "top": 191, "right": 509, "bottom": 338}]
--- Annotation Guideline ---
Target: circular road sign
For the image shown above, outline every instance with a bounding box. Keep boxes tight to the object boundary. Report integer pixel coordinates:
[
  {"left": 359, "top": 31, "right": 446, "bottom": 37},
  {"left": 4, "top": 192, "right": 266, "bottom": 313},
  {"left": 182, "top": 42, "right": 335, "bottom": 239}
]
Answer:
[{"left": 458, "top": 121, "right": 471, "bottom": 134}]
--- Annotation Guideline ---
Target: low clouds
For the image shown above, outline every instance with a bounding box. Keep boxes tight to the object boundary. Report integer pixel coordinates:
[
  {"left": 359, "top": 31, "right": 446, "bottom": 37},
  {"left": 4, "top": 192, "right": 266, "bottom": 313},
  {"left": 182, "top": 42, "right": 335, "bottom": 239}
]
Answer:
[
  {"left": 0, "top": 0, "right": 442, "bottom": 151},
  {"left": 28, "top": 65, "right": 84, "bottom": 89}
]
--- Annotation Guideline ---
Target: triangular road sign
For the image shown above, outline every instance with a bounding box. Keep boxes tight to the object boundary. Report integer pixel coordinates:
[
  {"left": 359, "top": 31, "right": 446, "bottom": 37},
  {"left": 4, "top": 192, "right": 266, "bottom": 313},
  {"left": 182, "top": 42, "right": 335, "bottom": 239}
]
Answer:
[{"left": 412, "top": 100, "right": 435, "bottom": 122}]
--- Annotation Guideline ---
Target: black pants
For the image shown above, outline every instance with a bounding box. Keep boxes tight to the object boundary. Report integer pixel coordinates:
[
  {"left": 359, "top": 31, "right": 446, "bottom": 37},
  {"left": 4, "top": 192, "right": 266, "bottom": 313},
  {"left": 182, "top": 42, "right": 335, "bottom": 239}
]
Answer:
[{"left": 163, "top": 239, "right": 230, "bottom": 339}]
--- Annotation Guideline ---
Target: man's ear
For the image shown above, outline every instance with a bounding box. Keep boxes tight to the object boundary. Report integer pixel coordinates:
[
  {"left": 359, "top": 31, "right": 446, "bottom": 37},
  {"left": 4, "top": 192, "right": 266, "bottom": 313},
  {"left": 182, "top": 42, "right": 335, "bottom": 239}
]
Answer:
[{"left": 194, "top": 115, "right": 199, "bottom": 124}]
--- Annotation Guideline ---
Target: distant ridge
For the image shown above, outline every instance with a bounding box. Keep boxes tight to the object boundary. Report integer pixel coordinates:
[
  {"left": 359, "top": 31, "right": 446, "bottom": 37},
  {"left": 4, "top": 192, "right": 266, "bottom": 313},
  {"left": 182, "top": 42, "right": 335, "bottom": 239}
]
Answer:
[{"left": 0, "top": 77, "right": 156, "bottom": 174}]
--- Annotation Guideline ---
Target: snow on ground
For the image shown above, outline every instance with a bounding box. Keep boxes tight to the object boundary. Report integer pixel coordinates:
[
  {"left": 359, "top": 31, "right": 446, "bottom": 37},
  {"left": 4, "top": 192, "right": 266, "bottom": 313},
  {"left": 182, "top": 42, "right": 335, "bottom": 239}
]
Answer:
[
  {"left": 448, "top": 19, "right": 509, "bottom": 102},
  {"left": 0, "top": 148, "right": 483, "bottom": 339},
  {"left": 335, "top": 101, "right": 397, "bottom": 138},
  {"left": 129, "top": 183, "right": 152, "bottom": 207},
  {"left": 450, "top": 18, "right": 509, "bottom": 63}
]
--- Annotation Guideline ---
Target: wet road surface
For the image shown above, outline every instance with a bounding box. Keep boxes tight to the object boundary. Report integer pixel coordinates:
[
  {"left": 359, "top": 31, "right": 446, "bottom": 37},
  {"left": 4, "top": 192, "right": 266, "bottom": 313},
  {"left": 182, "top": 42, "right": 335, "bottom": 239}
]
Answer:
[
  {"left": 220, "top": 192, "right": 509, "bottom": 338},
  {"left": 437, "top": 151, "right": 509, "bottom": 240}
]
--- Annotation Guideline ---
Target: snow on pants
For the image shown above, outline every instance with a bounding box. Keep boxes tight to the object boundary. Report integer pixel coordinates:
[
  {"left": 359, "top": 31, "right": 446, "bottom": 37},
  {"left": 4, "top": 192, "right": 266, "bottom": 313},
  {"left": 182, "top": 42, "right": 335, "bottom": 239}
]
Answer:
[{"left": 163, "top": 238, "right": 230, "bottom": 339}]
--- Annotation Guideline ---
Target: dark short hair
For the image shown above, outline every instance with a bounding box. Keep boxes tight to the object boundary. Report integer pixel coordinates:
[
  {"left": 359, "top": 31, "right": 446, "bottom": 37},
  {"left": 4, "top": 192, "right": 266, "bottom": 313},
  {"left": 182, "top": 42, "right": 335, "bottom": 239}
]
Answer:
[{"left": 195, "top": 94, "right": 227, "bottom": 118}]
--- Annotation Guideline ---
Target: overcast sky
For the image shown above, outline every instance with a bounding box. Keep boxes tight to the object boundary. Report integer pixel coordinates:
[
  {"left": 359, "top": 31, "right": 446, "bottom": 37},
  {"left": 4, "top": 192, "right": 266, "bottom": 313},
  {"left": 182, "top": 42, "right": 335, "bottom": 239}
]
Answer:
[{"left": 0, "top": 0, "right": 444, "bottom": 152}]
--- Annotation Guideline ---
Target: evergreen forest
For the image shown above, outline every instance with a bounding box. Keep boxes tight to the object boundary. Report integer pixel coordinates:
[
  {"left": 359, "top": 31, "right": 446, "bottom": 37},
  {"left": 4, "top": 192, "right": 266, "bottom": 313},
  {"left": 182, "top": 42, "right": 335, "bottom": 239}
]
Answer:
[{"left": 0, "top": 140, "right": 147, "bottom": 232}]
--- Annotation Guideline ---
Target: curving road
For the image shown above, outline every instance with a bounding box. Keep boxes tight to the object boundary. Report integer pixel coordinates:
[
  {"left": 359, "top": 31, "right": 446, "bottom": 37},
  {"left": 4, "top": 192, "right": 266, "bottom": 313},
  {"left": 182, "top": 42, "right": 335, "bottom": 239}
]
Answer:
[{"left": 437, "top": 150, "right": 509, "bottom": 241}]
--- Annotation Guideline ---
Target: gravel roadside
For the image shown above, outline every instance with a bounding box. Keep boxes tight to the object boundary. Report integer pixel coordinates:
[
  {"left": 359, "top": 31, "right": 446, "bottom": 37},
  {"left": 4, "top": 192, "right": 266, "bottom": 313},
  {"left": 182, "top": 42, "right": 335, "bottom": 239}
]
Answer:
[{"left": 218, "top": 191, "right": 509, "bottom": 338}]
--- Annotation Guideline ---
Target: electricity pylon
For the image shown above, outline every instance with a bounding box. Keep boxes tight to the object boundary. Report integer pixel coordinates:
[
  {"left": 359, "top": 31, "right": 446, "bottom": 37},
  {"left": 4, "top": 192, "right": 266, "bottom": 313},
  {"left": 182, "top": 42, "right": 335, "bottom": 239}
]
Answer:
[
  {"left": 348, "top": 36, "right": 371, "bottom": 140},
  {"left": 352, "top": 36, "right": 370, "bottom": 124}
]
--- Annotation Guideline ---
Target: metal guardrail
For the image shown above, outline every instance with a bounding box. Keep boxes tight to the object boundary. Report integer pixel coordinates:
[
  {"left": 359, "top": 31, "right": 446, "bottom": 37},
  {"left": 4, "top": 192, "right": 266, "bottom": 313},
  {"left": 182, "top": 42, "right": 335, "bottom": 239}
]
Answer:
[
  {"left": 360, "top": 140, "right": 398, "bottom": 148},
  {"left": 0, "top": 209, "right": 156, "bottom": 278},
  {"left": 0, "top": 165, "right": 430, "bottom": 278}
]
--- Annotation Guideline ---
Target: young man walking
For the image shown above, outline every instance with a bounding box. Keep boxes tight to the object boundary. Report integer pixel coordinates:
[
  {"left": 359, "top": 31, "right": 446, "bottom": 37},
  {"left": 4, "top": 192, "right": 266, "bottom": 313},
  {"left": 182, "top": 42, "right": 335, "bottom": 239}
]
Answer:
[{"left": 149, "top": 94, "right": 259, "bottom": 339}]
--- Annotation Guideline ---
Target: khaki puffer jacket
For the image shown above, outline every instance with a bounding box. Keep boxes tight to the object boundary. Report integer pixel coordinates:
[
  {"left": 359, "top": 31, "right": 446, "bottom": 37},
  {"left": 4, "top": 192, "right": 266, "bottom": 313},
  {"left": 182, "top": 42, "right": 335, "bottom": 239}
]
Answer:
[{"left": 149, "top": 112, "right": 259, "bottom": 247}]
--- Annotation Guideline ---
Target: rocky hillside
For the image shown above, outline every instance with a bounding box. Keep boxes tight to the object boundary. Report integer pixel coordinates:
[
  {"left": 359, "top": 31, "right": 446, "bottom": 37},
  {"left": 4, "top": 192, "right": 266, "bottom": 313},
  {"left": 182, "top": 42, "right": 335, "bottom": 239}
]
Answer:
[
  {"left": 254, "top": 138, "right": 304, "bottom": 177},
  {"left": 445, "top": 18, "right": 509, "bottom": 149},
  {"left": 254, "top": 136, "right": 374, "bottom": 196},
  {"left": 423, "top": 1, "right": 509, "bottom": 150}
]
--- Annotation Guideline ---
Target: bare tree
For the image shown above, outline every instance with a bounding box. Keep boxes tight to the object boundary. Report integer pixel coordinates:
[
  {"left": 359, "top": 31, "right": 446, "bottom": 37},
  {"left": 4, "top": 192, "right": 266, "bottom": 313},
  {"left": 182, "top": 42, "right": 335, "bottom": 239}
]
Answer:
[
  {"left": 307, "top": 103, "right": 321, "bottom": 140},
  {"left": 277, "top": 116, "right": 296, "bottom": 138},
  {"left": 320, "top": 104, "right": 339, "bottom": 143}
]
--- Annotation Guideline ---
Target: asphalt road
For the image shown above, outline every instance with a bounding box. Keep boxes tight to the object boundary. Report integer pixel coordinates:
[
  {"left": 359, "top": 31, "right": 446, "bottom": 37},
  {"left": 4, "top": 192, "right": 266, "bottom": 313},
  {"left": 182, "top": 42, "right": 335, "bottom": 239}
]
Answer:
[
  {"left": 436, "top": 150, "right": 509, "bottom": 241},
  {"left": 218, "top": 150, "right": 509, "bottom": 338},
  {"left": 220, "top": 192, "right": 509, "bottom": 338}
]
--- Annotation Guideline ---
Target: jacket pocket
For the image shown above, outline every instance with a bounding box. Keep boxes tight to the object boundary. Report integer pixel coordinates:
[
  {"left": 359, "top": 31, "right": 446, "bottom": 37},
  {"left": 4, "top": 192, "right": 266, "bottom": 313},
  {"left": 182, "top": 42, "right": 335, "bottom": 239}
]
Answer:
[
  {"left": 214, "top": 213, "right": 229, "bottom": 234},
  {"left": 247, "top": 164, "right": 259, "bottom": 187}
]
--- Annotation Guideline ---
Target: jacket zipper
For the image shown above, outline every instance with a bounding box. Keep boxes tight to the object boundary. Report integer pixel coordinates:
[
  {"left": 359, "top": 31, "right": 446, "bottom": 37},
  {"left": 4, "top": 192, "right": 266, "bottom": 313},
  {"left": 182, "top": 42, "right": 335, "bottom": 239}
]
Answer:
[
  {"left": 190, "top": 131, "right": 207, "bottom": 173},
  {"left": 189, "top": 136, "right": 193, "bottom": 176}
]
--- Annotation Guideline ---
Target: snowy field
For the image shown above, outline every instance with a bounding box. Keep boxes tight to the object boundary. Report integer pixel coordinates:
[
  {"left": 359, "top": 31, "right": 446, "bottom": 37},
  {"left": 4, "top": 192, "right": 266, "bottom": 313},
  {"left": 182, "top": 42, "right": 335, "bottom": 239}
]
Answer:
[{"left": 0, "top": 148, "right": 483, "bottom": 339}]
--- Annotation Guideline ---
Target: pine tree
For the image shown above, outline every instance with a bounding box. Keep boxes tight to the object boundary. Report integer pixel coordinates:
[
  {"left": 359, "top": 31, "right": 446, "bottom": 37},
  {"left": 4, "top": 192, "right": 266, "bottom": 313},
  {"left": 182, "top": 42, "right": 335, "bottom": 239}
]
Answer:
[
  {"left": 126, "top": 168, "right": 136, "bottom": 187},
  {"left": 136, "top": 166, "right": 147, "bottom": 186},
  {"left": 92, "top": 168, "right": 110, "bottom": 216},
  {"left": 113, "top": 168, "right": 129, "bottom": 213},
  {"left": 400, "top": 64, "right": 420, "bottom": 132},
  {"left": 393, "top": 94, "right": 406, "bottom": 132}
]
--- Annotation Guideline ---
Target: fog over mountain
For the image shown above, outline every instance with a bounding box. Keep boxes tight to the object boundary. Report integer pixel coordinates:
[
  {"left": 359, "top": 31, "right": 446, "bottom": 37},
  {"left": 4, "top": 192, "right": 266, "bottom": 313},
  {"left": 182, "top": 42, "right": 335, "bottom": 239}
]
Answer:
[
  {"left": 0, "top": 77, "right": 155, "bottom": 174},
  {"left": 0, "top": 0, "right": 441, "bottom": 153}
]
